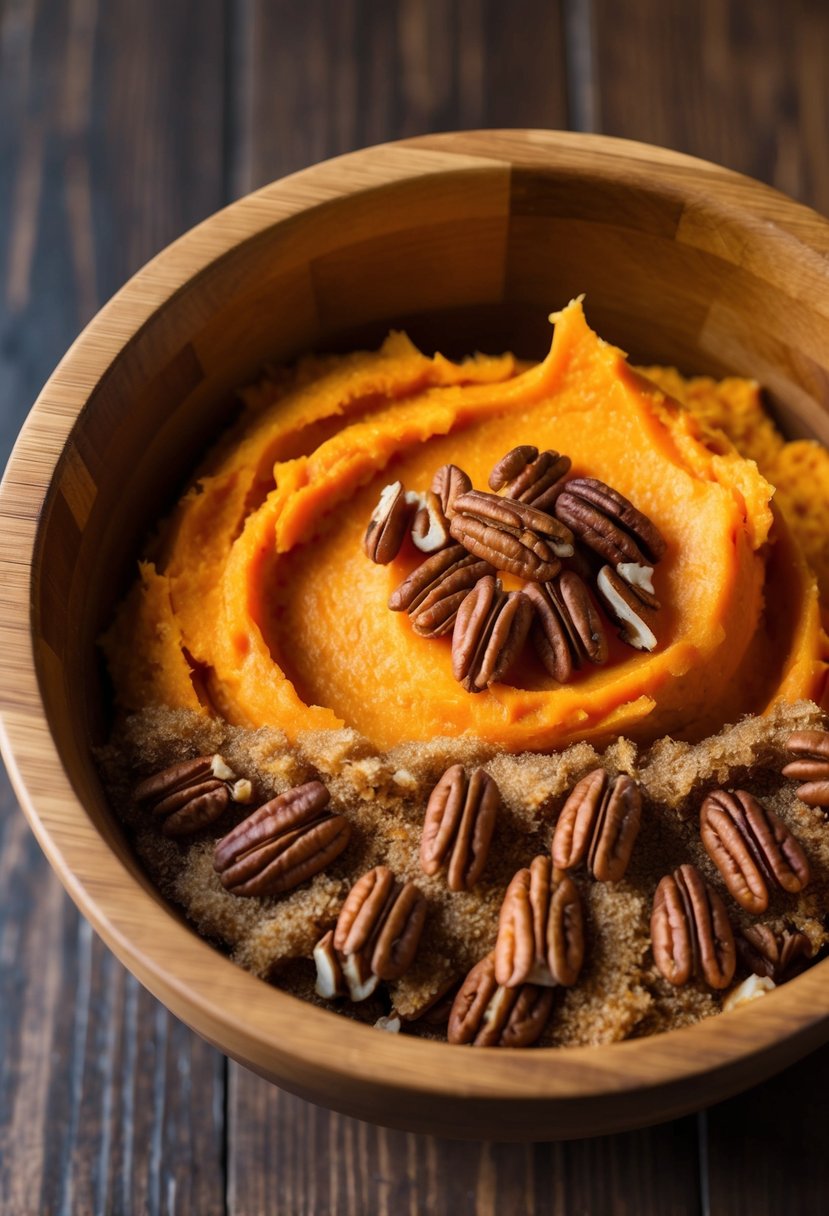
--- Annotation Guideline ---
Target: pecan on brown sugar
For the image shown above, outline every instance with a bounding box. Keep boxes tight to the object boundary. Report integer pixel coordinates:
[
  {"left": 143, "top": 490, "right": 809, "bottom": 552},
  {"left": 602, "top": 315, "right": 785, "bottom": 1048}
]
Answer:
[
  {"left": 388, "top": 543, "right": 494, "bottom": 638},
  {"left": 331, "top": 866, "right": 427, "bottom": 1000},
  {"left": 736, "top": 923, "right": 813, "bottom": 984},
  {"left": 488, "top": 446, "right": 571, "bottom": 512},
  {"left": 451, "top": 575, "right": 533, "bottom": 693},
  {"left": 431, "top": 463, "right": 472, "bottom": 519},
  {"left": 554, "top": 477, "right": 666, "bottom": 572},
  {"left": 363, "top": 481, "right": 413, "bottom": 564},
  {"left": 213, "top": 781, "right": 349, "bottom": 897},
  {"left": 783, "top": 730, "right": 829, "bottom": 806},
  {"left": 135, "top": 753, "right": 253, "bottom": 838},
  {"left": 494, "top": 856, "right": 585, "bottom": 989},
  {"left": 700, "top": 789, "right": 811, "bottom": 914},
  {"left": 447, "top": 952, "right": 553, "bottom": 1047},
  {"left": 651, "top": 863, "right": 736, "bottom": 989},
  {"left": 420, "top": 765, "right": 500, "bottom": 891},
  {"left": 552, "top": 768, "right": 642, "bottom": 883},
  {"left": 449, "top": 489, "right": 574, "bottom": 582},
  {"left": 523, "top": 571, "right": 608, "bottom": 682}
]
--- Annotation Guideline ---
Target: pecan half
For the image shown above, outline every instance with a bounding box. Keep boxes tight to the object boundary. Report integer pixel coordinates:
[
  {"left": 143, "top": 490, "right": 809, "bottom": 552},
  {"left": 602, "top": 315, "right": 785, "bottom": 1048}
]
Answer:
[
  {"left": 313, "top": 929, "right": 346, "bottom": 999},
  {"left": 363, "top": 481, "right": 413, "bottom": 564},
  {"left": 651, "top": 863, "right": 736, "bottom": 989},
  {"left": 554, "top": 477, "right": 666, "bottom": 568},
  {"left": 213, "top": 781, "right": 349, "bottom": 897},
  {"left": 494, "top": 856, "right": 585, "bottom": 988},
  {"left": 431, "top": 464, "right": 472, "bottom": 519},
  {"left": 388, "top": 544, "right": 495, "bottom": 637},
  {"left": 488, "top": 446, "right": 571, "bottom": 512},
  {"left": 450, "top": 489, "right": 574, "bottom": 582},
  {"left": 135, "top": 754, "right": 253, "bottom": 838},
  {"left": 523, "top": 572, "right": 608, "bottom": 682},
  {"left": 736, "top": 923, "right": 813, "bottom": 984},
  {"left": 447, "top": 952, "right": 553, "bottom": 1047},
  {"left": 409, "top": 490, "right": 451, "bottom": 553},
  {"left": 333, "top": 866, "right": 427, "bottom": 995},
  {"left": 700, "top": 789, "right": 811, "bottom": 914},
  {"left": 782, "top": 730, "right": 829, "bottom": 806},
  {"left": 451, "top": 576, "right": 533, "bottom": 693},
  {"left": 552, "top": 768, "right": 642, "bottom": 882},
  {"left": 596, "top": 564, "right": 658, "bottom": 651},
  {"left": 420, "top": 765, "right": 500, "bottom": 891}
]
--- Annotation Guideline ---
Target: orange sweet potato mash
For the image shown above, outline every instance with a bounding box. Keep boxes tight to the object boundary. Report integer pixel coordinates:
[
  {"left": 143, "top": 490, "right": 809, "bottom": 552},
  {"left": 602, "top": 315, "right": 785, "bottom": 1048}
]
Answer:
[{"left": 103, "top": 300, "right": 829, "bottom": 752}]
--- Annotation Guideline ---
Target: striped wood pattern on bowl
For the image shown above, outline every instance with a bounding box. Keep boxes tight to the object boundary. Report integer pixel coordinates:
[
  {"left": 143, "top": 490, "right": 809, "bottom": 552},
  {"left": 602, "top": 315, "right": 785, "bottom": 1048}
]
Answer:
[{"left": 2, "top": 130, "right": 829, "bottom": 1139}]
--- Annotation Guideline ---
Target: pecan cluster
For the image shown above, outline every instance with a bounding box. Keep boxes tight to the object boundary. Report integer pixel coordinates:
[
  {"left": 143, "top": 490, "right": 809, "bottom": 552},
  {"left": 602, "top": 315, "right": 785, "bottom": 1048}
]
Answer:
[
  {"left": 648, "top": 775, "right": 816, "bottom": 992},
  {"left": 442, "top": 766, "right": 645, "bottom": 1048},
  {"left": 134, "top": 753, "right": 253, "bottom": 838},
  {"left": 313, "top": 866, "right": 427, "bottom": 1001},
  {"left": 447, "top": 953, "right": 553, "bottom": 1047},
  {"left": 213, "top": 781, "right": 351, "bottom": 897},
  {"left": 365, "top": 441, "right": 667, "bottom": 695}
]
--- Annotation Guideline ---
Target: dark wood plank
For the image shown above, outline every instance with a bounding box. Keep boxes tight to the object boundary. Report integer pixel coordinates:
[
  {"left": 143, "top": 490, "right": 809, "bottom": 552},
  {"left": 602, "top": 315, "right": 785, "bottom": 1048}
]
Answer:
[
  {"left": 228, "top": 0, "right": 569, "bottom": 197},
  {"left": 593, "top": 0, "right": 829, "bottom": 215},
  {"left": 0, "top": 0, "right": 227, "bottom": 1212},
  {"left": 593, "top": 3, "right": 829, "bottom": 1213},
  {"left": 227, "top": 1073, "right": 701, "bottom": 1216},
  {"left": 703, "top": 1045, "right": 829, "bottom": 1216}
]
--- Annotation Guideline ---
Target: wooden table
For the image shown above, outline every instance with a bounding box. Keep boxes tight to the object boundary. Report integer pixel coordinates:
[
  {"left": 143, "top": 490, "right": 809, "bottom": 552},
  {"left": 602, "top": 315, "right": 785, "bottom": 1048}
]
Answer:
[{"left": 2, "top": 2, "right": 828, "bottom": 1211}]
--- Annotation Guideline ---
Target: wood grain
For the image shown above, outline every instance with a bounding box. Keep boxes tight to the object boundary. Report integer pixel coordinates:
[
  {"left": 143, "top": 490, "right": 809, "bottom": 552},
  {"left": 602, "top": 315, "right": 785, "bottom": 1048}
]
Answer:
[
  {"left": 229, "top": 0, "right": 568, "bottom": 195},
  {"left": 3, "top": 0, "right": 829, "bottom": 1211},
  {"left": 0, "top": 1, "right": 228, "bottom": 1212},
  {"left": 227, "top": 1075, "right": 701, "bottom": 1215},
  {"left": 7, "top": 126, "right": 829, "bottom": 1135},
  {"left": 593, "top": 0, "right": 829, "bottom": 216}
]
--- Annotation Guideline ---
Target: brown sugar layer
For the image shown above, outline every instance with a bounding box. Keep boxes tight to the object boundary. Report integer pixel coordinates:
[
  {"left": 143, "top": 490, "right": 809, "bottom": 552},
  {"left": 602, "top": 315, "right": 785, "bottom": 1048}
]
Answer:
[{"left": 96, "top": 698, "right": 829, "bottom": 1047}]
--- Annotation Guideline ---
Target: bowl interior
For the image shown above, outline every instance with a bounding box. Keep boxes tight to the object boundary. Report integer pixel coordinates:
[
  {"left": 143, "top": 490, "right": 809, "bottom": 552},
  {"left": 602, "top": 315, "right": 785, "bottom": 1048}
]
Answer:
[{"left": 8, "top": 131, "right": 829, "bottom": 1137}]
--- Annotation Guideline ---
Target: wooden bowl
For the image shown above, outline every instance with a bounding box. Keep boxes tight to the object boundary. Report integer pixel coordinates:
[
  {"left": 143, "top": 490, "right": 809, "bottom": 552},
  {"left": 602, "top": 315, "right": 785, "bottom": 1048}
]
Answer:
[{"left": 3, "top": 130, "right": 829, "bottom": 1141}]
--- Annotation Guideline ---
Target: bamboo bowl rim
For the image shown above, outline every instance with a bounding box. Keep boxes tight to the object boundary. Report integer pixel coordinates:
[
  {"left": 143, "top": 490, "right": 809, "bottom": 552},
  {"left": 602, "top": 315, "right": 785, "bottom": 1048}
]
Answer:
[{"left": 3, "top": 130, "right": 829, "bottom": 1126}]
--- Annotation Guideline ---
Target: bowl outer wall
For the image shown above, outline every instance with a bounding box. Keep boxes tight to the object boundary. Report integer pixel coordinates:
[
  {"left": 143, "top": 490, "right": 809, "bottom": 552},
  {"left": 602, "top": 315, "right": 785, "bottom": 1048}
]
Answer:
[{"left": 2, "top": 130, "right": 829, "bottom": 1139}]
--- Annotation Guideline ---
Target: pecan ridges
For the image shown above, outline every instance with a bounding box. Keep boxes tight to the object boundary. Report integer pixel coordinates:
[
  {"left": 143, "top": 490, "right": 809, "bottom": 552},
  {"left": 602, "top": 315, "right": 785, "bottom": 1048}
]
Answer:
[
  {"left": 450, "top": 489, "right": 574, "bottom": 582},
  {"left": 451, "top": 575, "right": 533, "bottom": 693},
  {"left": 431, "top": 464, "right": 472, "bottom": 519},
  {"left": 523, "top": 572, "right": 608, "bottom": 682},
  {"left": 651, "top": 863, "right": 736, "bottom": 989},
  {"left": 494, "top": 855, "right": 585, "bottom": 988},
  {"left": 552, "top": 768, "right": 642, "bottom": 882},
  {"left": 388, "top": 544, "right": 494, "bottom": 637},
  {"left": 333, "top": 865, "right": 427, "bottom": 986},
  {"left": 488, "top": 446, "right": 571, "bottom": 512},
  {"left": 783, "top": 730, "right": 829, "bottom": 806},
  {"left": 213, "top": 781, "right": 349, "bottom": 897},
  {"left": 447, "top": 952, "right": 553, "bottom": 1047},
  {"left": 700, "top": 789, "right": 811, "bottom": 914},
  {"left": 736, "top": 923, "right": 813, "bottom": 984},
  {"left": 135, "top": 754, "right": 250, "bottom": 838},
  {"left": 554, "top": 477, "right": 666, "bottom": 568},
  {"left": 420, "top": 765, "right": 500, "bottom": 891}
]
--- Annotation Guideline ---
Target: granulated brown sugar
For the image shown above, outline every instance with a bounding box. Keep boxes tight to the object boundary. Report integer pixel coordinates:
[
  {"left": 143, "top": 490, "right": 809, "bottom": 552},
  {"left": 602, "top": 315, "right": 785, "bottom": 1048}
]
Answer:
[{"left": 97, "top": 698, "right": 829, "bottom": 1046}]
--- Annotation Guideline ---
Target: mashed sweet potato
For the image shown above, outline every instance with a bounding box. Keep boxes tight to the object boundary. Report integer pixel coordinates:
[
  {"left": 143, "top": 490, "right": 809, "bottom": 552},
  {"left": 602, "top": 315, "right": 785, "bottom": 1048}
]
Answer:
[{"left": 103, "top": 300, "right": 829, "bottom": 752}]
